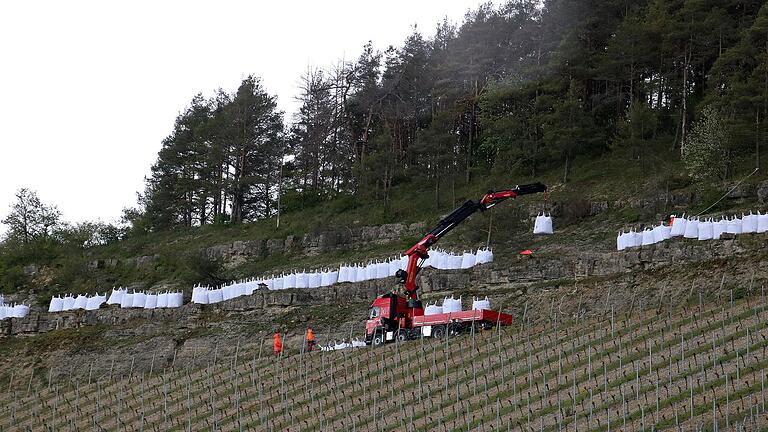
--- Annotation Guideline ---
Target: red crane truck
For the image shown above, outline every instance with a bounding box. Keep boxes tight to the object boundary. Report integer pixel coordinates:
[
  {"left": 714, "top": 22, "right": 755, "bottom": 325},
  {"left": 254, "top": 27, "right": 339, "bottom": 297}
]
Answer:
[{"left": 364, "top": 182, "right": 547, "bottom": 345}]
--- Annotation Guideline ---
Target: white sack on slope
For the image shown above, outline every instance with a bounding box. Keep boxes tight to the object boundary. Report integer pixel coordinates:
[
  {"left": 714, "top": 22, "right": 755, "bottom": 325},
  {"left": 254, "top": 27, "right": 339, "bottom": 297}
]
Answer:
[
  {"left": 144, "top": 294, "right": 158, "bottom": 309},
  {"left": 713, "top": 218, "right": 727, "bottom": 240},
  {"left": 641, "top": 229, "right": 655, "bottom": 246},
  {"left": 85, "top": 294, "right": 106, "bottom": 311},
  {"left": 191, "top": 287, "right": 209, "bottom": 304},
  {"left": 726, "top": 217, "right": 742, "bottom": 234},
  {"left": 670, "top": 216, "right": 687, "bottom": 237},
  {"left": 73, "top": 295, "right": 88, "bottom": 310},
  {"left": 698, "top": 220, "right": 714, "bottom": 241},
  {"left": 533, "top": 213, "right": 554, "bottom": 235},
  {"left": 107, "top": 288, "right": 126, "bottom": 305},
  {"left": 758, "top": 212, "right": 768, "bottom": 233},
  {"left": 460, "top": 252, "right": 476, "bottom": 269},
  {"left": 683, "top": 219, "right": 699, "bottom": 239},
  {"left": 120, "top": 293, "right": 134, "bottom": 309},
  {"left": 48, "top": 296, "right": 64, "bottom": 313},
  {"left": 742, "top": 213, "right": 758, "bottom": 233},
  {"left": 12, "top": 304, "right": 30, "bottom": 318},
  {"left": 157, "top": 292, "right": 168, "bottom": 308}
]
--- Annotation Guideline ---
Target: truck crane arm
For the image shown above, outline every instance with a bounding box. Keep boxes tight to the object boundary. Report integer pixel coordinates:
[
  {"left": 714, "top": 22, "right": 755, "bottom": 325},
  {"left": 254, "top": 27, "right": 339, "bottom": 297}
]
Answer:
[{"left": 397, "top": 182, "right": 547, "bottom": 301}]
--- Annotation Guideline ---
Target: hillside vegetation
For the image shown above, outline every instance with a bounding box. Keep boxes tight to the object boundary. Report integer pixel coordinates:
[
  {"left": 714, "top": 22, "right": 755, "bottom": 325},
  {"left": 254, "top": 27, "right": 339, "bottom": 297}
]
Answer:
[{"left": 3, "top": 0, "right": 768, "bottom": 301}]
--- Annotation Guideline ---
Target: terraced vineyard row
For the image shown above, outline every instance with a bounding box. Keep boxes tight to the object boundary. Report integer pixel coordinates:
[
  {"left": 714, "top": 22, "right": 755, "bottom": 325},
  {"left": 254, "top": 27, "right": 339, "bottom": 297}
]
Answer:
[{"left": 2, "top": 293, "right": 768, "bottom": 431}]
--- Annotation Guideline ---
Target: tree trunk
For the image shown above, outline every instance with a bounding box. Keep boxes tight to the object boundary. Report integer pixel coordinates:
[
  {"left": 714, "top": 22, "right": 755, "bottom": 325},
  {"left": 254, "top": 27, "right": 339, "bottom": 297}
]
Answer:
[
  {"left": 757, "top": 110, "right": 761, "bottom": 172},
  {"left": 680, "top": 46, "right": 691, "bottom": 157}
]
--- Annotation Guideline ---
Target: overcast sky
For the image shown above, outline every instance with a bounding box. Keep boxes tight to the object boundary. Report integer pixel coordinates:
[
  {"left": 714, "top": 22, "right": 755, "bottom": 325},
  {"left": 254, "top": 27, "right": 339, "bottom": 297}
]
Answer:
[{"left": 0, "top": 0, "right": 486, "bottom": 231}]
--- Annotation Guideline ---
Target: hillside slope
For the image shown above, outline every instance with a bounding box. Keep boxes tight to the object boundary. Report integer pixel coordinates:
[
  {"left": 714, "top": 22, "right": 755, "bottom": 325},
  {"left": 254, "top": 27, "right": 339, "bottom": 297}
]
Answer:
[{"left": 2, "top": 293, "right": 767, "bottom": 431}]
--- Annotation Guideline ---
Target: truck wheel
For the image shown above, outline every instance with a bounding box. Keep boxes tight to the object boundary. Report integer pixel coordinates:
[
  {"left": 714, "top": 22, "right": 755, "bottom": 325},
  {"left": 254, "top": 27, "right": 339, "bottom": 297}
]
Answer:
[
  {"left": 372, "top": 334, "right": 385, "bottom": 346},
  {"left": 432, "top": 325, "right": 446, "bottom": 339},
  {"left": 396, "top": 330, "right": 409, "bottom": 342}
]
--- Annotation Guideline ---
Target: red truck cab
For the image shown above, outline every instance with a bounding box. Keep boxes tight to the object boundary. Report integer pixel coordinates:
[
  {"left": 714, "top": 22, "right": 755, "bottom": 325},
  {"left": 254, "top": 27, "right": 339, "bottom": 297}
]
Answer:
[{"left": 365, "top": 293, "right": 424, "bottom": 345}]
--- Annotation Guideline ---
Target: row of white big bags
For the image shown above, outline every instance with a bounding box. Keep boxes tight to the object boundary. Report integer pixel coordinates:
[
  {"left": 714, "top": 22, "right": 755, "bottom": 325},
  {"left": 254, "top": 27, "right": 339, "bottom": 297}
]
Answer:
[
  {"left": 423, "top": 296, "right": 491, "bottom": 315},
  {"left": 48, "top": 289, "right": 183, "bottom": 312},
  {"left": 0, "top": 295, "right": 30, "bottom": 320},
  {"left": 191, "top": 248, "right": 495, "bottom": 304},
  {"left": 617, "top": 212, "right": 768, "bottom": 251}
]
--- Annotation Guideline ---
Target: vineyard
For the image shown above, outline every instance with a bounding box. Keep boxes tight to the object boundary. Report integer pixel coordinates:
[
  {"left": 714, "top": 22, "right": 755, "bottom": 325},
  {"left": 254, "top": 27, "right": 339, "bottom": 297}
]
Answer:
[{"left": 1, "top": 288, "right": 767, "bottom": 432}]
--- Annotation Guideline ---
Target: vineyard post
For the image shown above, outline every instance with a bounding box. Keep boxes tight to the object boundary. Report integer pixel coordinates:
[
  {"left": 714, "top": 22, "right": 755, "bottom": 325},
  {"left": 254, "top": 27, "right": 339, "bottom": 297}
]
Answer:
[
  {"left": 496, "top": 398, "right": 501, "bottom": 430},
  {"left": 690, "top": 376, "right": 694, "bottom": 423},
  {"left": 648, "top": 339, "right": 653, "bottom": 375},
  {"left": 572, "top": 368, "right": 576, "bottom": 414},
  {"left": 718, "top": 274, "right": 726, "bottom": 302},
  {"left": 140, "top": 374, "right": 146, "bottom": 432},
  {"left": 26, "top": 368, "right": 33, "bottom": 395},
  {"left": 746, "top": 328, "right": 750, "bottom": 366},
  {"left": 522, "top": 301, "right": 528, "bottom": 327},
  {"left": 471, "top": 317, "right": 476, "bottom": 354},
  {"left": 622, "top": 382, "right": 627, "bottom": 427},
  {"left": 674, "top": 402, "right": 679, "bottom": 429},
  {"left": 558, "top": 348, "right": 562, "bottom": 416},
  {"left": 527, "top": 390, "right": 531, "bottom": 431},
  {"left": 236, "top": 370, "right": 242, "bottom": 432},
  {"left": 116, "top": 382, "right": 121, "bottom": 430},
  {"left": 163, "top": 379, "right": 168, "bottom": 430},
  {"left": 186, "top": 380, "right": 191, "bottom": 432},
  {"left": 655, "top": 373, "right": 660, "bottom": 424},
  {"left": 726, "top": 373, "right": 730, "bottom": 428},
  {"left": 513, "top": 367, "right": 517, "bottom": 405},
  {"left": 669, "top": 349, "right": 673, "bottom": 388}
]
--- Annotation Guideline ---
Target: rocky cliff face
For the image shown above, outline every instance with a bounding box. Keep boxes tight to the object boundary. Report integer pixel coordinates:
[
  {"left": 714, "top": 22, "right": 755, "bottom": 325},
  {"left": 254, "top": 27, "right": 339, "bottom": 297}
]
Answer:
[
  {"left": 203, "top": 222, "right": 426, "bottom": 267},
  {"left": 5, "top": 232, "right": 766, "bottom": 338},
  {"left": 3, "top": 226, "right": 768, "bottom": 384}
]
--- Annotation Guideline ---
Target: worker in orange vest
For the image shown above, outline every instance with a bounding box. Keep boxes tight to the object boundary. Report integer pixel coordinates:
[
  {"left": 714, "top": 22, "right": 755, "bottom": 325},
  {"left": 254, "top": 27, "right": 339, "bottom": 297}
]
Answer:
[
  {"left": 306, "top": 327, "right": 316, "bottom": 352},
  {"left": 273, "top": 332, "right": 283, "bottom": 356}
]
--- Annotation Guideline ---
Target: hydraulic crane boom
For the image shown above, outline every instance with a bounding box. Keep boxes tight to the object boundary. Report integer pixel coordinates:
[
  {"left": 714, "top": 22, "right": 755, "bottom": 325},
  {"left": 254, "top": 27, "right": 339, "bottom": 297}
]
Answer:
[{"left": 397, "top": 182, "right": 547, "bottom": 301}]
